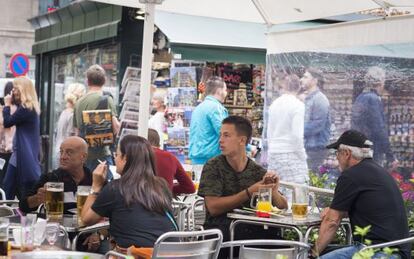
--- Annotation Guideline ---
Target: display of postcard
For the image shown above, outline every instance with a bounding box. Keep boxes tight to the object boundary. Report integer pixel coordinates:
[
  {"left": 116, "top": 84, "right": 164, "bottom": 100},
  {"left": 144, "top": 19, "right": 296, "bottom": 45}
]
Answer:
[
  {"left": 119, "top": 119, "right": 138, "bottom": 132},
  {"left": 233, "top": 89, "right": 249, "bottom": 107},
  {"left": 122, "top": 94, "right": 140, "bottom": 104},
  {"left": 119, "top": 128, "right": 138, "bottom": 140},
  {"left": 121, "top": 67, "right": 141, "bottom": 92},
  {"left": 120, "top": 110, "right": 139, "bottom": 122},
  {"left": 122, "top": 101, "right": 140, "bottom": 113},
  {"left": 125, "top": 79, "right": 140, "bottom": 95},
  {"left": 166, "top": 107, "right": 193, "bottom": 128},
  {"left": 120, "top": 67, "right": 157, "bottom": 94},
  {"left": 81, "top": 109, "right": 113, "bottom": 147},
  {"left": 167, "top": 87, "right": 197, "bottom": 107},
  {"left": 170, "top": 67, "right": 197, "bottom": 88},
  {"left": 164, "top": 146, "right": 186, "bottom": 164},
  {"left": 167, "top": 127, "right": 189, "bottom": 147}
]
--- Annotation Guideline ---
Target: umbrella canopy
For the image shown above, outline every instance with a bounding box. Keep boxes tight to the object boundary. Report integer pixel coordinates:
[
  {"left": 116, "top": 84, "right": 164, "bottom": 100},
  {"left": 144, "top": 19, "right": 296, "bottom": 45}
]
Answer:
[{"left": 90, "top": 0, "right": 413, "bottom": 25}]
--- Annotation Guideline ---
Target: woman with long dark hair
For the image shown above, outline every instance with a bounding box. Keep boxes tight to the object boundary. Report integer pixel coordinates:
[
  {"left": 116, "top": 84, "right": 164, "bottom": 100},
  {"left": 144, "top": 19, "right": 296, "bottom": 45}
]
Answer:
[{"left": 81, "top": 135, "right": 176, "bottom": 250}]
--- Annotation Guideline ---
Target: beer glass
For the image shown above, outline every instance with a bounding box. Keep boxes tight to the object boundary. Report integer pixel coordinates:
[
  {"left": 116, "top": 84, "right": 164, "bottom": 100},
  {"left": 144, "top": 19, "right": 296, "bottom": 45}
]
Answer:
[
  {"left": 0, "top": 218, "right": 9, "bottom": 257},
  {"left": 76, "top": 186, "right": 91, "bottom": 225},
  {"left": 292, "top": 185, "right": 309, "bottom": 220},
  {"left": 45, "top": 182, "right": 64, "bottom": 221},
  {"left": 250, "top": 187, "right": 272, "bottom": 212}
]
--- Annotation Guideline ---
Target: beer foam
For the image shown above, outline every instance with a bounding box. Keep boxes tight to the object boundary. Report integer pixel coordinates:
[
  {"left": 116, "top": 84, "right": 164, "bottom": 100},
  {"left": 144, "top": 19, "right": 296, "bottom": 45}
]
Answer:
[{"left": 47, "top": 188, "right": 63, "bottom": 192}]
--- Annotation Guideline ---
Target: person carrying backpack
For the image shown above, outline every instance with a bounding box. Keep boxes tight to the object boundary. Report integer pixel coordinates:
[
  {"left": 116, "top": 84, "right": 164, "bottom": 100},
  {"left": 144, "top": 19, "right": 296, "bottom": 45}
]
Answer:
[{"left": 73, "top": 65, "right": 120, "bottom": 180}]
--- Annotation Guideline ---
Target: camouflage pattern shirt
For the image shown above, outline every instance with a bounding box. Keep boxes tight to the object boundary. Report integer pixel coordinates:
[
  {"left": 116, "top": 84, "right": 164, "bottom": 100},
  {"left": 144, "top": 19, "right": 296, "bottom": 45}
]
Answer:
[{"left": 198, "top": 155, "right": 267, "bottom": 229}]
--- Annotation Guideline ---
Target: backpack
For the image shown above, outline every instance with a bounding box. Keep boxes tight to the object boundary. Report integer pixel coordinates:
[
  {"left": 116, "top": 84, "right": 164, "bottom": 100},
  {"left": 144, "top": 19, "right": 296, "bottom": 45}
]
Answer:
[{"left": 80, "top": 95, "right": 114, "bottom": 147}]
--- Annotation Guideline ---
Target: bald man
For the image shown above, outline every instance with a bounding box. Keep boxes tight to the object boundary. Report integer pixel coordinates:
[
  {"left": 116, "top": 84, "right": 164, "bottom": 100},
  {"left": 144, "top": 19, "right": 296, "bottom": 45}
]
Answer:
[{"left": 20, "top": 136, "right": 92, "bottom": 213}]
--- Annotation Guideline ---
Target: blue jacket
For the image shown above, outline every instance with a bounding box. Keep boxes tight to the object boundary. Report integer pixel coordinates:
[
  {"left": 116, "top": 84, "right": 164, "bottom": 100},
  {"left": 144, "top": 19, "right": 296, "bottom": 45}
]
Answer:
[
  {"left": 189, "top": 96, "right": 228, "bottom": 165},
  {"left": 351, "top": 90, "right": 393, "bottom": 162},
  {"left": 3, "top": 106, "right": 41, "bottom": 183},
  {"left": 304, "top": 89, "right": 331, "bottom": 150}
]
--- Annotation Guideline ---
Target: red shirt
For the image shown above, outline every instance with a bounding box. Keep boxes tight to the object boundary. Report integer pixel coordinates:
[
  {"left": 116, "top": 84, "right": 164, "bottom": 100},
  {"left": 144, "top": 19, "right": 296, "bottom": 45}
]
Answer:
[{"left": 153, "top": 148, "right": 195, "bottom": 195}]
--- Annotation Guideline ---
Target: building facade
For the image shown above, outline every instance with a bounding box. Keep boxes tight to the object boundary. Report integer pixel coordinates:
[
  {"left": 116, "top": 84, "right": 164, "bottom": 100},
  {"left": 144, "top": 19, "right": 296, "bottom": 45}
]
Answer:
[{"left": 0, "top": 0, "right": 38, "bottom": 79}]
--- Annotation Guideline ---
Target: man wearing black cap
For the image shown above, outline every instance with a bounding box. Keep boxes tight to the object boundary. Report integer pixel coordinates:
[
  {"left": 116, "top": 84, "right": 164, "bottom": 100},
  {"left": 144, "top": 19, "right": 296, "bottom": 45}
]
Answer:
[{"left": 311, "top": 130, "right": 409, "bottom": 259}]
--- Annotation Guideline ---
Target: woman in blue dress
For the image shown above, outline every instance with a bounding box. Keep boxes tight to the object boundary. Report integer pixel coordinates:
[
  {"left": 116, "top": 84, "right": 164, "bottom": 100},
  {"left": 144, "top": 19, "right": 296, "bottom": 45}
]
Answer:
[{"left": 2, "top": 77, "right": 41, "bottom": 200}]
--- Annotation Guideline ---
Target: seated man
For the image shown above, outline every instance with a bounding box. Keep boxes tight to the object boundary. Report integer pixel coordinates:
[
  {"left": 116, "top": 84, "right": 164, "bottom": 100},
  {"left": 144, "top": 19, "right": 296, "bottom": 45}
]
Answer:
[
  {"left": 312, "top": 130, "right": 410, "bottom": 259},
  {"left": 198, "top": 116, "right": 288, "bottom": 259},
  {"left": 147, "top": 128, "right": 195, "bottom": 196},
  {"left": 20, "top": 136, "right": 92, "bottom": 213},
  {"left": 20, "top": 136, "right": 105, "bottom": 253}
]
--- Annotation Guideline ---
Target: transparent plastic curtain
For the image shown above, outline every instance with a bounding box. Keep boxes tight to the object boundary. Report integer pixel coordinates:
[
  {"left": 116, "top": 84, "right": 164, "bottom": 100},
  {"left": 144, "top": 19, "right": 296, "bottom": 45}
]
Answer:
[{"left": 263, "top": 38, "right": 414, "bottom": 195}]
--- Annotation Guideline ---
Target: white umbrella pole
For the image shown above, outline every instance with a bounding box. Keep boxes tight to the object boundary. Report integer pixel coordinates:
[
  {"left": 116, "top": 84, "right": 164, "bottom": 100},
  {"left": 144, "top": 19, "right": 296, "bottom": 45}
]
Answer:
[{"left": 138, "top": 3, "right": 155, "bottom": 138}]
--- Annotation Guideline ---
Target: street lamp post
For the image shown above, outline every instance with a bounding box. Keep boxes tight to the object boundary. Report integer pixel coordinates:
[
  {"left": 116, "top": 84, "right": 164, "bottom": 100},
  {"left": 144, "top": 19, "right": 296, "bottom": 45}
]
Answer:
[{"left": 138, "top": 0, "right": 164, "bottom": 138}]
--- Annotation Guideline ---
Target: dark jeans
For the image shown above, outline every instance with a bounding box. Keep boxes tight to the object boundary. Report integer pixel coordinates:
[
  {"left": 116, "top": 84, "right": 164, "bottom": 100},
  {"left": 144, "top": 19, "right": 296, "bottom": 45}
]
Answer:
[
  {"left": 2, "top": 164, "right": 36, "bottom": 200},
  {"left": 0, "top": 152, "right": 12, "bottom": 188},
  {"left": 206, "top": 222, "right": 282, "bottom": 259},
  {"left": 85, "top": 155, "right": 114, "bottom": 181}
]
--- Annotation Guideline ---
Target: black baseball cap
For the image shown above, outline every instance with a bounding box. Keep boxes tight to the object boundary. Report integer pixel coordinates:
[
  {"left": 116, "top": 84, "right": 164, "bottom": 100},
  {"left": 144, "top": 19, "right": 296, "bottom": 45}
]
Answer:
[{"left": 326, "top": 130, "right": 373, "bottom": 149}]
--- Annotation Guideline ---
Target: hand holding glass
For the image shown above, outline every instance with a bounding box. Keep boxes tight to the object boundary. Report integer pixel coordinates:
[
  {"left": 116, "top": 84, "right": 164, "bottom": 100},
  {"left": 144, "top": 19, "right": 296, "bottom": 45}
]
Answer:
[{"left": 250, "top": 187, "right": 273, "bottom": 213}]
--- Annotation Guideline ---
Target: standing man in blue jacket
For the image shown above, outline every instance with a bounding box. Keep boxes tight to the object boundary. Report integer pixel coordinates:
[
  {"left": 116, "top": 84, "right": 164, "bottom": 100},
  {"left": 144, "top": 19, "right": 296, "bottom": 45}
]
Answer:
[
  {"left": 301, "top": 68, "right": 331, "bottom": 173},
  {"left": 189, "top": 76, "right": 228, "bottom": 181},
  {"left": 351, "top": 66, "right": 396, "bottom": 166}
]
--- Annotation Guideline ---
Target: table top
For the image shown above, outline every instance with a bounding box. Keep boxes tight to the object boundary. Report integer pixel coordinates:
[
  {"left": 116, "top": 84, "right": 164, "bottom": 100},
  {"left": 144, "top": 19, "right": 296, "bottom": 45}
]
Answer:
[
  {"left": 7, "top": 214, "right": 109, "bottom": 233},
  {"left": 227, "top": 211, "right": 322, "bottom": 227}
]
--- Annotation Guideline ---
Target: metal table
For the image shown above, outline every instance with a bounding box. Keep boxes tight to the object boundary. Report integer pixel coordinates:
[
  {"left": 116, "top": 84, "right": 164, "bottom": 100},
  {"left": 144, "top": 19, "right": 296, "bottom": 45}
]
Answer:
[
  {"left": 227, "top": 212, "right": 352, "bottom": 258},
  {"left": 7, "top": 214, "right": 110, "bottom": 251}
]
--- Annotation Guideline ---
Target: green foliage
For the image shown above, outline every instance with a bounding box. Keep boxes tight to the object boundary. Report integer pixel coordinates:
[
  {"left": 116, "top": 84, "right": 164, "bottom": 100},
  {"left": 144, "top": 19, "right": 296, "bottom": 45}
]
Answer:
[
  {"left": 352, "top": 225, "right": 399, "bottom": 259},
  {"left": 354, "top": 225, "right": 371, "bottom": 238}
]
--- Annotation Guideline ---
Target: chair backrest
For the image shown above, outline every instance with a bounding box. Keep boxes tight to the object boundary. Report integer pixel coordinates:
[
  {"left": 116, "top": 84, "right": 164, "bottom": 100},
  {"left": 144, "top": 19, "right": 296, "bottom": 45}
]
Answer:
[
  {"left": 0, "top": 205, "right": 14, "bottom": 217},
  {"left": 152, "top": 229, "right": 223, "bottom": 259},
  {"left": 359, "top": 236, "right": 414, "bottom": 254},
  {"left": 221, "top": 239, "right": 310, "bottom": 259},
  {"left": 172, "top": 200, "right": 190, "bottom": 231},
  {"left": 0, "top": 188, "right": 5, "bottom": 201}
]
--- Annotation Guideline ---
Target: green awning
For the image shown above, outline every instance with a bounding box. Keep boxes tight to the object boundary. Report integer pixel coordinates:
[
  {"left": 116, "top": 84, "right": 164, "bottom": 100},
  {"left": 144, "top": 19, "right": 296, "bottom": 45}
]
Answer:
[
  {"left": 32, "top": 20, "right": 120, "bottom": 54},
  {"left": 31, "top": 2, "right": 122, "bottom": 55},
  {"left": 171, "top": 44, "right": 266, "bottom": 64}
]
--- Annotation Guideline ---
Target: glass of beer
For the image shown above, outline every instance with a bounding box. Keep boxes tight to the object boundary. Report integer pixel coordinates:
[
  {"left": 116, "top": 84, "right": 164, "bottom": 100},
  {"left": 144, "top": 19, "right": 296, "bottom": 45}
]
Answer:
[
  {"left": 0, "top": 218, "right": 9, "bottom": 257},
  {"left": 45, "top": 182, "right": 64, "bottom": 221},
  {"left": 76, "top": 186, "right": 91, "bottom": 226},
  {"left": 292, "top": 185, "right": 309, "bottom": 220}
]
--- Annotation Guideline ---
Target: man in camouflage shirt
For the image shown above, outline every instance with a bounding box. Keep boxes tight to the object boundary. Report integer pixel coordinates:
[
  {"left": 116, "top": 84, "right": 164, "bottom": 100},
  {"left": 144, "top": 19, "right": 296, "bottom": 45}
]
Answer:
[{"left": 198, "top": 116, "right": 288, "bottom": 258}]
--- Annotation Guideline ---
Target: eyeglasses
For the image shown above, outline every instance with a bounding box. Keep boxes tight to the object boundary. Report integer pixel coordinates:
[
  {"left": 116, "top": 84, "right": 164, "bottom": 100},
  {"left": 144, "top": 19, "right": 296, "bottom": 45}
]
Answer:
[{"left": 59, "top": 149, "right": 75, "bottom": 157}]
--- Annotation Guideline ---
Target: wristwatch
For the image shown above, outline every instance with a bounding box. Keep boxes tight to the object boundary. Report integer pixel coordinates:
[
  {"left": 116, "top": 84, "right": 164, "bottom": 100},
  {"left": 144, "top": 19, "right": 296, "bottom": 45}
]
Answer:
[{"left": 89, "top": 188, "right": 100, "bottom": 196}]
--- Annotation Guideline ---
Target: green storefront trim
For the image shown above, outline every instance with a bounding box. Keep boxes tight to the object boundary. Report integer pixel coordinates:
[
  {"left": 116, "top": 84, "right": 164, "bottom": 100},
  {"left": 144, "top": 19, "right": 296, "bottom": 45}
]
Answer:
[
  {"left": 170, "top": 44, "right": 266, "bottom": 64},
  {"left": 32, "top": 3, "right": 122, "bottom": 55}
]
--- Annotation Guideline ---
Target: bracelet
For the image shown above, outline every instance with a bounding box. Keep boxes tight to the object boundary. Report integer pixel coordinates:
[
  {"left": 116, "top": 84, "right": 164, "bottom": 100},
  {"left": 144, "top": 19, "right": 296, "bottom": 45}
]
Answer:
[{"left": 245, "top": 188, "right": 251, "bottom": 199}]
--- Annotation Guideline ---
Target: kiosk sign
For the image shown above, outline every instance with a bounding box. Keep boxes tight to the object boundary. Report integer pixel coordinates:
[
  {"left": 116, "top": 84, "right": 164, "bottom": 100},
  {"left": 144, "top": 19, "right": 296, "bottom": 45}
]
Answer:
[{"left": 9, "top": 53, "right": 30, "bottom": 77}]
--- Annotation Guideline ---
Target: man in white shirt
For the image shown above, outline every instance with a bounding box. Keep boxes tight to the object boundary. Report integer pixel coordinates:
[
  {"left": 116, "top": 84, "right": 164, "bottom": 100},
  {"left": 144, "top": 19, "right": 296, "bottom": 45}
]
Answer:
[{"left": 266, "top": 73, "right": 308, "bottom": 199}]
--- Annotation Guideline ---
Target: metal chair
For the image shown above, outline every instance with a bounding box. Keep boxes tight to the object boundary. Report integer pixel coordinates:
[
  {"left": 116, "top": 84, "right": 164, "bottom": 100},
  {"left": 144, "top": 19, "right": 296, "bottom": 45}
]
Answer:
[
  {"left": 151, "top": 229, "right": 223, "bottom": 259},
  {"left": 0, "top": 188, "right": 5, "bottom": 200},
  {"left": 358, "top": 236, "right": 414, "bottom": 255},
  {"left": 71, "top": 222, "right": 110, "bottom": 251},
  {"left": 0, "top": 205, "right": 14, "bottom": 217},
  {"left": 221, "top": 239, "right": 310, "bottom": 259},
  {"left": 172, "top": 199, "right": 191, "bottom": 231}
]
